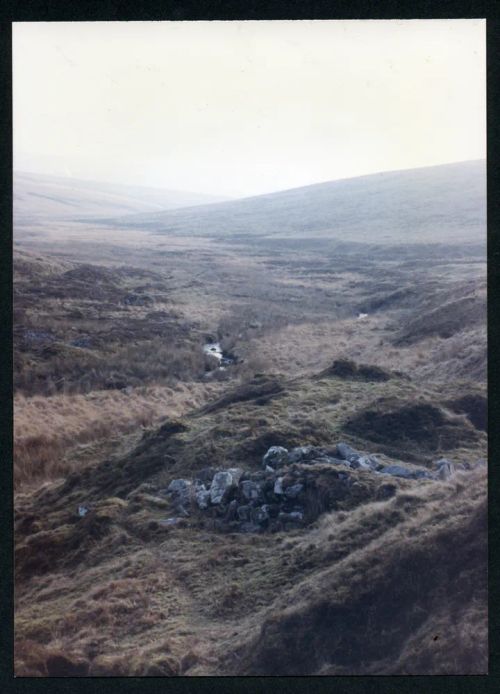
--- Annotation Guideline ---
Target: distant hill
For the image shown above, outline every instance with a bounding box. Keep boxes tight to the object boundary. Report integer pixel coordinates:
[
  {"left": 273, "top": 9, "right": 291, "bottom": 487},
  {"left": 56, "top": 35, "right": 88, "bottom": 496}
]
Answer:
[
  {"left": 108, "top": 160, "right": 486, "bottom": 246},
  {"left": 14, "top": 171, "right": 231, "bottom": 224}
]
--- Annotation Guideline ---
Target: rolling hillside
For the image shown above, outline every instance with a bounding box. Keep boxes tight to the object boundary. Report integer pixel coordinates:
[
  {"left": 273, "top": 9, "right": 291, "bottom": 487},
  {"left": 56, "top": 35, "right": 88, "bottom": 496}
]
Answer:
[
  {"left": 14, "top": 171, "right": 231, "bottom": 224},
  {"left": 105, "top": 160, "right": 486, "bottom": 247}
]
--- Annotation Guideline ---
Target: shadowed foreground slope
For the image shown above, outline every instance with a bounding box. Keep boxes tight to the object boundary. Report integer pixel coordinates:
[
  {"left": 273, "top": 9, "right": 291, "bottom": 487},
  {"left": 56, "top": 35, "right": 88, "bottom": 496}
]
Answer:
[{"left": 14, "top": 366, "right": 487, "bottom": 676}]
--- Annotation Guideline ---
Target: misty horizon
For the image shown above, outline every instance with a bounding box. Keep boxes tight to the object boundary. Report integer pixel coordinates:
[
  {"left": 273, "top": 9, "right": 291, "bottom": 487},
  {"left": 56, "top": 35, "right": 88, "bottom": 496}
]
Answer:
[
  {"left": 14, "top": 156, "right": 486, "bottom": 203},
  {"left": 13, "top": 20, "right": 485, "bottom": 198}
]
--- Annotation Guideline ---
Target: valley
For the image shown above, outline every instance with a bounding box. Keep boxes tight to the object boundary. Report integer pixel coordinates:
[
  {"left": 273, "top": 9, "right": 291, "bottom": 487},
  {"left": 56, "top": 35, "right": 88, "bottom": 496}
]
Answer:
[{"left": 13, "top": 162, "right": 487, "bottom": 676}]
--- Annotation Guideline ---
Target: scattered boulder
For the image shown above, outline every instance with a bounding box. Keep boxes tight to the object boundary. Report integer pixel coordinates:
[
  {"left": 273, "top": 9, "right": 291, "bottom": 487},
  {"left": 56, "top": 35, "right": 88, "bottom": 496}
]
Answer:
[
  {"left": 195, "top": 467, "right": 218, "bottom": 486},
  {"left": 263, "top": 446, "right": 289, "bottom": 469},
  {"left": 434, "top": 459, "right": 455, "bottom": 480},
  {"left": 413, "top": 470, "right": 435, "bottom": 480},
  {"left": 210, "top": 471, "right": 235, "bottom": 505},
  {"left": 241, "top": 480, "right": 264, "bottom": 502},
  {"left": 227, "top": 467, "right": 244, "bottom": 486},
  {"left": 379, "top": 465, "right": 415, "bottom": 479},
  {"left": 266, "top": 503, "right": 280, "bottom": 519},
  {"left": 225, "top": 500, "right": 239, "bottom": 522},
  {"left": 167, "top": 479, "right": 192, "bottom": 506},
  {"left": 279, "top": 511, "right": 304, "bottom": 523},
  {"left": 237, "top": 505, "right": 251, "bottom": 521},
  {"left": 336, "top": 443, "right": 360, "bottom": 463},
  {"left": 251, "top": 506, "right": 269, "bottom": 526},
  {"left": 284, "top": 483, "right": 304, "bottom": 500},
  {"left": 366, "top": 455, "right": 384, "bottom": 471},
  {"left": 350, "top": 456, "right": 372, "bottom": 471},
  {"left": 288, "top": 446, "right": 323, "bottom": 464},
  {"left": 310, "top": 455, "right": 348, "bottom": 467},
  {"left": 194, "top": 483, "right": 211, "bottom": 510},
  {"left": 274, "top": 477, "right": 284, "bottom": 495}
]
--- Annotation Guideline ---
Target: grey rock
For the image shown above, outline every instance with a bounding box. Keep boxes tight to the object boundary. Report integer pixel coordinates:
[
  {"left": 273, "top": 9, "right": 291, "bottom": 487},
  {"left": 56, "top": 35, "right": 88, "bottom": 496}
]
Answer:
[
  {"left": 288, "top": 446, "right": 322, "bottom": 464},
  {"left": 413, "top": 469, "right": 435, "bottom": 480},
  {"left": 252, "top": 470, "right": 267, "bottom": 481},
  {"left": 265, "top": 465, "right": 275, "bottom": 473},
  {"left": 279, "top": 511, "right": 304, "bottom": 522},
  {"left": 195, "top": 467, "right": 218, "bottom": 486},
  {"left": 194, "top": 483, "right": 211, "bottom": 510},
  {"left": 237, "top": 505, "right": 251, "bottom": 521},
  {"left": 367, "top": 455, "right": 384, "bottom": 471},
  {"left": 433, "top": 458, "right": 453, "bottom": 470},
  {"left": 225, "top": 499, "right": 239, "bottom": 521},
  {"left": 274, "top": 477, "right": 284, "bottom": 495},
  {"left": 241, "top": 480, "right": 264, "bottom": 502},
  {"left": 336, "top": 443, "right": 360, "bottom": 463},
  {"left": 284, "top": 483, "right": 304, "bottom": 499},
  {"left": 167, "top": 479, "right": 192, "bottom": 506},
  {"left": 251, "top": 505, "right": 270, "bottom": 525},
  {"left": 78, "top": 505, "right": 88, "bottom": 518},
  {"left": 311, "top": 455, "right": 348, "bottom": 467},
  {"left": 210, "top": 471, "right": 235, "bottom": 505},
  {"left": 263, "top": 446, "right": 289, "bottom": 469},
  {"left": 379, "top": 465, "right": 415, "bottom": 479},
  {"left": 227, "top": 467, "right": 244, "bottom": 486},
  {"left": 350, "top": 456, "right": 372, "bottom": 470},
  {"left": 436, "top": 461, "right": 455, "bottom": 480},
  {"left": 266, "top": 503, "right": 280, "bottom": 518}
]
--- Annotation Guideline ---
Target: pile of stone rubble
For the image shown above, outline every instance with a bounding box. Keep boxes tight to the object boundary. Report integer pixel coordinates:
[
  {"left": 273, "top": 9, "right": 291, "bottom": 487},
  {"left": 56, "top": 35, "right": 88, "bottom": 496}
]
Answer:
[{"left": 161, "top": 443, "right": 485, "bottom": 533}]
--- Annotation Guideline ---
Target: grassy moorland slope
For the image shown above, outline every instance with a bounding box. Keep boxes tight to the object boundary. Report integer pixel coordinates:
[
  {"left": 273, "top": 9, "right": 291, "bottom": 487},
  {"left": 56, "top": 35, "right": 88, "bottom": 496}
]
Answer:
[
  {"left": 14, "top": 171, "right": 230, "bottom": 225},
  {"left": 14, "top": 367, "right": 487, "bottom": 676},
  {"left": 106, "top": 160, "right": 486, "bottom": 246}
]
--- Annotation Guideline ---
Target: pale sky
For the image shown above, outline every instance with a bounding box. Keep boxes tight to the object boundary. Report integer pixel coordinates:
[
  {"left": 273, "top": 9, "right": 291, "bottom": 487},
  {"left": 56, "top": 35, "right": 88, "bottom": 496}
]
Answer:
[{"left": 13, "top": 20, "right": 485, "bottom": 198}]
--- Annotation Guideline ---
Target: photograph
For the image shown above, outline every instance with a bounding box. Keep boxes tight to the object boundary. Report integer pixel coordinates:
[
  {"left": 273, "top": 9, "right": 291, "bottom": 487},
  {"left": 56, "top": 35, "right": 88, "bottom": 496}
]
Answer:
[{"left": 13, "top": 19, "right": 487, "bottom": 676}]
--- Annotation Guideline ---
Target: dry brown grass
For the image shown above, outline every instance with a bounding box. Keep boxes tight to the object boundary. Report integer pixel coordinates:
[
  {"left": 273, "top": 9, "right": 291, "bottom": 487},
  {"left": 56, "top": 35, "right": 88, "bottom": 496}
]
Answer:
[
  {"left": 13, "top": 211, "right": 487, "bottom": 676},
  {"left": 14, "top": 463, "right": 487, "bottom": 676},
  {"left": 14, "top": 381, "right": 224, "bottom": 488},
  {"left": 237, "top": 468, "right": 487, "bottom": 675},
  {"left": 244, "top": 317, "right": 486, "bottom": 383}
]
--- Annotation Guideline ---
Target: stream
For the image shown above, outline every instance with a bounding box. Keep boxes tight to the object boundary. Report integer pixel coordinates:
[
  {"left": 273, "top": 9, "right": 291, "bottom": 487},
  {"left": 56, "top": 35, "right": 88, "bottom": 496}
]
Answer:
[{"left": 203, "top": 341, "right": 236, "bottom": 369}]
